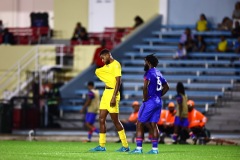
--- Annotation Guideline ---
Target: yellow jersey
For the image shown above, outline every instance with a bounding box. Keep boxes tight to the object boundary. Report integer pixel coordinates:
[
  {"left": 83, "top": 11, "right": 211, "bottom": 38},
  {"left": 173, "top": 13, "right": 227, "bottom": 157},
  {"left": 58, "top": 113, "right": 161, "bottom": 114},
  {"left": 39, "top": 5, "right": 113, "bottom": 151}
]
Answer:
[
  {"left": 197, "top": 20, "right": 207, "bottom": 32},
  {"left": 95, "top": 60, "right": 121, "bottom": 89},
  {"left": 218, "top": 40, "right": 227, "bottom": 52}
]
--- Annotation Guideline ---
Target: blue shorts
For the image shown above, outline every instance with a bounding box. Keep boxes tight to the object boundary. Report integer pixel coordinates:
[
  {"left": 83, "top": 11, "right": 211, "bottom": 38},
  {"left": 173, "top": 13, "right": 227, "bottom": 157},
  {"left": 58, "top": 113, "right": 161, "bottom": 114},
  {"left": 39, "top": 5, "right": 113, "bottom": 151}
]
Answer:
[
  {"left": 138, "top": 96, "right": 162, "bottom": 123},
  {"left": 85, "top": 112, "right": 97, "bottom": 124},
  {"left": 174, "top": 116, "right": 189, "bottom": 127}
]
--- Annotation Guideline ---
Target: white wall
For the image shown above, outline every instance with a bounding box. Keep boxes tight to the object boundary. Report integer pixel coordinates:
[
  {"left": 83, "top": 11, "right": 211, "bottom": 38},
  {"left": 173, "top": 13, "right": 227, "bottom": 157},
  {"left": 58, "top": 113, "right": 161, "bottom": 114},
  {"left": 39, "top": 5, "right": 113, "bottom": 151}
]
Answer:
[
  {"left": 0, "top": 0, "right": 53, "bottom": 28},
  {"left": 159, "top": 0, "right": 168, "bottom": 25},
  {"left": 168, "top": 0, "right": 238, "bottom": 26},
  {"left": 89, "top": 0, "right": 115, "bottom": 32}
]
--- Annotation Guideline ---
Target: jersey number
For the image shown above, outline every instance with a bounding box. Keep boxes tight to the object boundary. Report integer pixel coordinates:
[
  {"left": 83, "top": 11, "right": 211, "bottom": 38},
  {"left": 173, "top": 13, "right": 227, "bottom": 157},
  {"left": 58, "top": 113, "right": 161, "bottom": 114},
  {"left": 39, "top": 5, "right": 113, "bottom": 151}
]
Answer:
[{"left": 157, "top": 76, "right": 162, "bottom": 91}]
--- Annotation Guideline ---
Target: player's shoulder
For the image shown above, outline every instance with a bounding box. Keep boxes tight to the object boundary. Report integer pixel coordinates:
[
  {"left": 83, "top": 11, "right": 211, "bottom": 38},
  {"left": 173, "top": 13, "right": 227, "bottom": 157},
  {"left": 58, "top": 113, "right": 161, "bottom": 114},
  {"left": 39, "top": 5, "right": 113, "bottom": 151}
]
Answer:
[
  {"left": 112, "top": 60, "right": 121, "bottom": 68},
  {"left": 113, "top": 59, "right": 121, "bottom": 65}
]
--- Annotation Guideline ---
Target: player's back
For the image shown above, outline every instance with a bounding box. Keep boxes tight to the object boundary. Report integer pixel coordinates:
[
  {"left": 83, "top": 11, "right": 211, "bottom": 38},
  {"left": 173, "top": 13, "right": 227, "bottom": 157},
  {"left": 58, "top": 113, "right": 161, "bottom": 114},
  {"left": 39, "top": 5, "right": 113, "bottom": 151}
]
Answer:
[{"left": 145, "top": 68, "right": 167, "bottom": 98}]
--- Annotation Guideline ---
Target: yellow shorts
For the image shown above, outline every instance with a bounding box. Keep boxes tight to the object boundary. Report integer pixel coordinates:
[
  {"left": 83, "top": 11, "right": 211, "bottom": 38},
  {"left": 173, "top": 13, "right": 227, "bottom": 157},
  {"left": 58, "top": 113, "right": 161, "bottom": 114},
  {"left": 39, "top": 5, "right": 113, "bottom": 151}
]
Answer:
[{"left": 99, "top": 89, "right": 120, "bottom": 113}]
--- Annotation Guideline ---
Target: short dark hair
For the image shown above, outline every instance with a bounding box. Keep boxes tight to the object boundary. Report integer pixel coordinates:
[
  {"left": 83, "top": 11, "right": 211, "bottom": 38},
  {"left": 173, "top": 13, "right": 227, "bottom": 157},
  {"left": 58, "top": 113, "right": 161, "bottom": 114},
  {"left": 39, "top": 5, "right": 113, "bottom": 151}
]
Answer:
[
  {"left": 145, "top": 54, "right": 158, "bottom": 67},
  {"left": 88, "top": 81, "right": 94, "bottom": 87},
  {"left": 176, "top": 82, "right": 185, "bottom": 95},
  {"left": 100, "top": 49, "right": 110, "bottom": 55}
]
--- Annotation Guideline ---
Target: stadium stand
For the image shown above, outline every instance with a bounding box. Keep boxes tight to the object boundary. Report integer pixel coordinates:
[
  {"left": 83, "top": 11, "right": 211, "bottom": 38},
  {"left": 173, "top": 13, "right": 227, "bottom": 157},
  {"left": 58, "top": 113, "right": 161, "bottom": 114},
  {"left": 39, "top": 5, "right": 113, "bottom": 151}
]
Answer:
[
  {"left": 56, "top": 15, "right": 240, "bottom": 131},
  {"left": 7, "top": 27, "right": 51, "bottom": 44}
]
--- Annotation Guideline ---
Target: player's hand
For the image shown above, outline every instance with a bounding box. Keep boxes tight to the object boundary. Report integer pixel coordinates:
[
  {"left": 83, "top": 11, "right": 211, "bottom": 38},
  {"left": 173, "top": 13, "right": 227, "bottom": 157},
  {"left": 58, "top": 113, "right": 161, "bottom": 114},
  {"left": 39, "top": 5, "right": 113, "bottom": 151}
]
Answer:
[{"left": 110, "top": 97, "right": 116, "bottom": 107}]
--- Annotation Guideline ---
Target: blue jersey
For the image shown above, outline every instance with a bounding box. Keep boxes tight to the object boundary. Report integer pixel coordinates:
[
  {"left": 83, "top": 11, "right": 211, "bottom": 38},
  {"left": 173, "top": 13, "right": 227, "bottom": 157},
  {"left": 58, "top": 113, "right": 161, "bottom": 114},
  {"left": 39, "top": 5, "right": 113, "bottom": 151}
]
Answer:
[
  {"left": 144, "top": 68, "right": 167, "bottom": 98},
  {"left": 88, "top": 90, "right": 95, "bottom": 100}
]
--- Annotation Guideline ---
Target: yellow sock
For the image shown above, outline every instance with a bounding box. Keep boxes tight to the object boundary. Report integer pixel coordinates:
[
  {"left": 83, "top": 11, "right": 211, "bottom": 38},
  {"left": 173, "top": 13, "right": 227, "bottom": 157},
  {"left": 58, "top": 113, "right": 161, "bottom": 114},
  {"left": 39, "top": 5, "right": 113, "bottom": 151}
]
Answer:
[
  {"left": 118, "top": 130, "right": 128, "bottom": 148},
  {"left": 99, "top": 133, "right": 106, "bottom": 147}
]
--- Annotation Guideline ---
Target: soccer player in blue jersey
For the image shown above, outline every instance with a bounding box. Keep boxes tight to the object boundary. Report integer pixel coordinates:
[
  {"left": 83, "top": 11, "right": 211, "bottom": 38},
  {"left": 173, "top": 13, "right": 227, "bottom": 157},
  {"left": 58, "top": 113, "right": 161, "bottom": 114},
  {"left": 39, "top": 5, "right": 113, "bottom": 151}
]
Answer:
[
  {"left": 172, "top": 82, "right": 190, "bottom": 144},
  {"left": 80, "top": 81, "right": 100, "bottom": 142},
  {"left": 130, "top": 54, "right": 169, "bottom": 154}
]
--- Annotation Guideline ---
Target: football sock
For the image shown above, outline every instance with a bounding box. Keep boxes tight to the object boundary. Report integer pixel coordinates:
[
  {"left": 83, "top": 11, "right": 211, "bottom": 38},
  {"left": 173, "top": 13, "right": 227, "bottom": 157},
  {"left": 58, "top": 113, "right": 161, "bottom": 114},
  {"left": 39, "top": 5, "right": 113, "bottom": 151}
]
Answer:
[
  {"left": 118, "top": 130, "right": 128, "bottom": 148},
  {"left": 88, "top": 130, "right": 93, "bottom": 140},
  {"left": 136, "top": 137, "right": 143, "bottom": 148},
  {"left": 99, "top": 133, "right": 106, "bottom": 147},
  {"left": 152, "top": 138, "right": 158, "bottom": 149}
]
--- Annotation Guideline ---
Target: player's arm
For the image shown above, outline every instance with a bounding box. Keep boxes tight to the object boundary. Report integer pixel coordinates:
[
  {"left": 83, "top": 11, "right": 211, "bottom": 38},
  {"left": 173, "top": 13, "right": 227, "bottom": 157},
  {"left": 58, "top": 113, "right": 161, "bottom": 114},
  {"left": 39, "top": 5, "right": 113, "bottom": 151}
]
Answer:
[
  {"left": 198, "top": 112, "right": 207, "bottom": 127},
  {"left": 161, "top": 83, "right": 169, "bottom": 97},
  {"left": 80, "top": 97, "right": 92, "bottom": 113},
  {"left": 80, "top": 93, "right": 94, "bottom": 113},
  {"left": 110, "top": 76, "right": 121, "bottom": 107},
  {"left": 143, "top": 79, "right": 149, "bottom": 102}
]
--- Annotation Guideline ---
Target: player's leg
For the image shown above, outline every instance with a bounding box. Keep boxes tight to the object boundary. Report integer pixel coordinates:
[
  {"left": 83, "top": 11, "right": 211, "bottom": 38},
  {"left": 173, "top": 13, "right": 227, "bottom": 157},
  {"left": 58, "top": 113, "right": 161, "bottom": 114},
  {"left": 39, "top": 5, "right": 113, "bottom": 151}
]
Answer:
[
  {"left": 144, "top": 123, "right": 153, "bottom": 141},
  {"left": 136, "top": 121, "right": 144, "bottom": 146},
  {"left": 147, "top": 122, "right": 159, "bottom": 154},
  {"left": 99, "top": 109, "right": 108, "bottom": 147},
  {"left": 85, "top": 113, "right": 99, "bottom": 142},
  {"left": 179, "top": 118, "right": 190, "bottom": 144},
  {"left": 147, "top": 101, "right": 161, "bottom": 154},
  {"left": 130, "top": 102, "right": 151, "bottom": 154},
  {"left": 89, "top": 109, "right": 108, "bottom": 152},
  {"left": 109, "top": 113, "right": 129, "bottom": 152},
  {"left": 172, "top": 116, "right": 181, "bottom": 144}
]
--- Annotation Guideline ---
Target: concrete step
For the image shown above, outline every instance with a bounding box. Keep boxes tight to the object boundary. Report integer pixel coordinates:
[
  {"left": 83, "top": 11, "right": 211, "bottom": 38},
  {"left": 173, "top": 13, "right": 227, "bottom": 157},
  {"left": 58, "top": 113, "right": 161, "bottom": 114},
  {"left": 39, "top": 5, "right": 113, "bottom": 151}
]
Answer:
[
  {"left": 61, "top": 112, "right": 129, "bottom": 120},
  {"left": 206, "top": 123, "right": 240, "bottom": 132},
  {"left": 218, "top": 101, "right": 240, "bottom": 106},
  {"left": 208, "top": 116, "right": 240, "bottom": 123}
]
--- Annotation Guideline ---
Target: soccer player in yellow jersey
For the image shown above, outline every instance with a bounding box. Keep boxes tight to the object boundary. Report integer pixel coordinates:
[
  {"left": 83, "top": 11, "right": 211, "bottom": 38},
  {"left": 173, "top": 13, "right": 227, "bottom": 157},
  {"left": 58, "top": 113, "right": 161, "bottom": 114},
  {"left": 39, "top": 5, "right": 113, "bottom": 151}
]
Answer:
[{"left": 90, "top": 49, "right": 129, "bottom": 152}]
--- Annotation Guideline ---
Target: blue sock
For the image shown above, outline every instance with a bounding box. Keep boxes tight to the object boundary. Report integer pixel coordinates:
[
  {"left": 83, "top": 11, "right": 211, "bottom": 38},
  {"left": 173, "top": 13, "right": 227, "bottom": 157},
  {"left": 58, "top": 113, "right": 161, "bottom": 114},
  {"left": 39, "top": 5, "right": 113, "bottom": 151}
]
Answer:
[
  {"left": 94, "top": 128, "right": 99, "bottom": 134},
  {"left": 152, "top": 138, "right": 158, "bottom": 148},
  {"left": 88, "top": 131, "right": 93, "bottom": 140},
  {"left": 136, "top": 137, "right": 143, "bottom": 148}
]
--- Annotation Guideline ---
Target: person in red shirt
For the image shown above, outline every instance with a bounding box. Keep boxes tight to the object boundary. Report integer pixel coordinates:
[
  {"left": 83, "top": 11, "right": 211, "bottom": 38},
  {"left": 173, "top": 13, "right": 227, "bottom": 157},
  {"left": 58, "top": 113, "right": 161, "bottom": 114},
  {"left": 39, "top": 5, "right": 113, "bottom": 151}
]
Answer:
[
  {"left": 187, "top": 100, "right": 208, "bottom": 144},
  {"left": 157, "top": 102, "right": 176, "bottom": 143},
  {"left": 92, "top": 40, "right": 106, "bottom": 68}
]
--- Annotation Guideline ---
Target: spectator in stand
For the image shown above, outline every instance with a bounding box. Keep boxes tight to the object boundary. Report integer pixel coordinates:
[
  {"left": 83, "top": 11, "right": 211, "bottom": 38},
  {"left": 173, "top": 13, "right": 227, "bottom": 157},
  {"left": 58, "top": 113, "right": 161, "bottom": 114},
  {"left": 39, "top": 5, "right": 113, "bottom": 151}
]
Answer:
[
  {"left": 233, "top": 36, "right": 240, "bottom": 53},
  {"left": 0, "top": 20, "right": 4, "bottom": 34},
  {"left": 133, "top": 16, "right": 144, "bottom": 29},
  {"left": 79, "top": 27, "right": 89, "bottom": 41},
  {"left": 2, "top": 28, "right": 15, "bottom": 45},
  {"left": 218, "top": 17, "right": 233, "bottom": 31},
  {"left": 216, "top": 36, "right": 228, "bottom": 52},
  {"left": 232, "top": 2, "right": 240, "bottom": 28},
  {"left": 187, "top": 100, "right": 208, "bottom": 145},
  {"left": 71, "top": 22, "right": 88, "bottom": 41},
  {"left": 157, "top": 102, "right": 176, "bottom": 144},
  {"left": 179, "top": 28, "right": 195, "bottom": 52},
  {"left": 174, "top": 43, "right": 187, "bottom": 59},
  {"left": 92, "top": 39, "right": 106, "bottom": 68},
  {"left": 194, "top": 35, "right": 207, "bottom": 52},
  {"left": 232, "top": 21, "right": 240, "bottom": 38},
  {"left": 196, "top": 14, "right": 208, "bottom": 32}
]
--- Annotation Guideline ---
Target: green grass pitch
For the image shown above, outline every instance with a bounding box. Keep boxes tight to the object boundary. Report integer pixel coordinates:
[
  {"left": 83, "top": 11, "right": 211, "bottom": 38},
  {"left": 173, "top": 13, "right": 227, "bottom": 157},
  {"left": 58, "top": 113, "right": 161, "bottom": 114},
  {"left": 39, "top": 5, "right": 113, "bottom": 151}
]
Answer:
[{"left": 0, "top": 140, "right": 239, "bottom": 160}]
